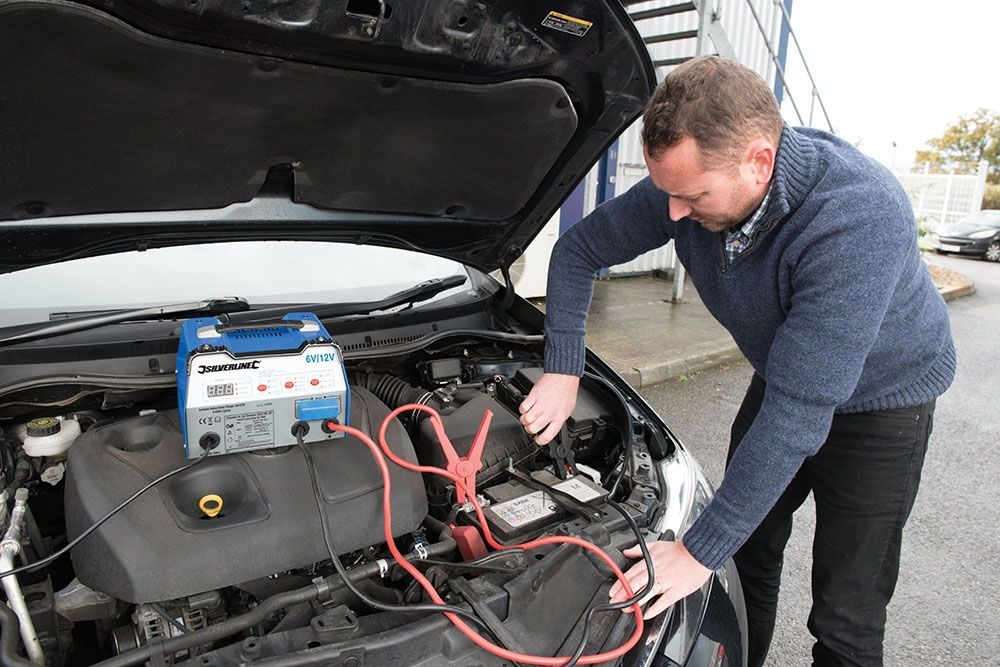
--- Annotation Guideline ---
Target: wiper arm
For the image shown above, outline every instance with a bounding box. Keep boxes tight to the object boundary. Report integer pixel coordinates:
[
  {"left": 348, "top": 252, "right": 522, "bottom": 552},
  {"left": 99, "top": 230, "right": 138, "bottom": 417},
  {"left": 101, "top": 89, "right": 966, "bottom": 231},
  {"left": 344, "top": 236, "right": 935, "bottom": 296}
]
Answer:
[
  {"left": 0, "top": 275, "right": 467, "bottom": 348},
  {"left": 0, "top": 297, "right": 249, "bottom": 348},
  {"left": 236, "top": 274, "right": 469, "bottom": 322}
]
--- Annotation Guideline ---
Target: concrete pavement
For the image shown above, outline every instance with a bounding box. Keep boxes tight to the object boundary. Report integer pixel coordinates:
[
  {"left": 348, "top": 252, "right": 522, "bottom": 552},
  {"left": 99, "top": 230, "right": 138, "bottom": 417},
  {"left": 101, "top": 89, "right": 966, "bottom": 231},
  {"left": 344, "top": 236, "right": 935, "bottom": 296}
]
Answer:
[
  {"left": 574, "top": 261, "right": 974, "bottom": 390},
  {"left": 635, "top": 253, "right": 1000, "bottom": 665}
]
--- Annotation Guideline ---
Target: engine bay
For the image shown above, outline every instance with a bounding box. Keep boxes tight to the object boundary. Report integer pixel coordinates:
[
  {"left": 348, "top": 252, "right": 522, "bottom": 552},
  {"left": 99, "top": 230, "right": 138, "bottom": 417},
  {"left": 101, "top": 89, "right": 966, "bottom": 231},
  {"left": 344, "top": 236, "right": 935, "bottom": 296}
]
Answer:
[{"left": 0, "top": 326, "right": 674, "bottom": 666}]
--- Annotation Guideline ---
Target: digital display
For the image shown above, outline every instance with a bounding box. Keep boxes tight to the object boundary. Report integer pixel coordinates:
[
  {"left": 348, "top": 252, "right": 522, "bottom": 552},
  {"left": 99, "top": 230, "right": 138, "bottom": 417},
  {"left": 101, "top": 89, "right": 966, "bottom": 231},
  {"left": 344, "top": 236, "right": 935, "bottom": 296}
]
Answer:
[{"left": 207, "top": 383, "right": 235, "bottom": 398}]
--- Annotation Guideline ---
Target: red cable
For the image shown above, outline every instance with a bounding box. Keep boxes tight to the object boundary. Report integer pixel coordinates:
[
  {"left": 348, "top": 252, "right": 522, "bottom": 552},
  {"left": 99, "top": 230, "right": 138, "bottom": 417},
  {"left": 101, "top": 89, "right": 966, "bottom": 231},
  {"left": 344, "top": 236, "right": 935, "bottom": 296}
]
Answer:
[{"left": 324, "top": 403, "right": 644, "bottom": 666}]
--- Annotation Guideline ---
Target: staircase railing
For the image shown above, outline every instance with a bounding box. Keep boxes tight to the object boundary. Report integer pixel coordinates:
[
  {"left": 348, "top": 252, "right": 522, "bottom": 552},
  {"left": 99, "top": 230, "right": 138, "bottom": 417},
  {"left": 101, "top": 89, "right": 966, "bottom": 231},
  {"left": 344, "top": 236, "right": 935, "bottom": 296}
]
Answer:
[
  {"left": 622, "top": 0, "right": 834, "bottom": 300},
  {"left": 625, "top": 0, "right": 833, "bottom": 131}
]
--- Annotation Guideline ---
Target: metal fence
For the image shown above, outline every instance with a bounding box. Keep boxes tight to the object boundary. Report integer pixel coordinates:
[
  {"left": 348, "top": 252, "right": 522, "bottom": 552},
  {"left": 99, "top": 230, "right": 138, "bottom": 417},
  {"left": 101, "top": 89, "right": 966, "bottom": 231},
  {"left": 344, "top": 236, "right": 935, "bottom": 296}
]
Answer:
[{"left": 896, "top": 160, "right": 989, "bottom": 229}]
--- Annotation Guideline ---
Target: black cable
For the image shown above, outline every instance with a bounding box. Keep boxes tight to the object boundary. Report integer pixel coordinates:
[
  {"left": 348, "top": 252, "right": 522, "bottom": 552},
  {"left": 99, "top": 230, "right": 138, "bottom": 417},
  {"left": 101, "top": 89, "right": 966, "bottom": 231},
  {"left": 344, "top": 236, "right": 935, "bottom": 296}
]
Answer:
[
  {"left": 294, "top": 430, "right": 515, "bottom": 648},
  {"left": 557, "top": 372, "right": 653, "bottom": 667},
  {"left": 561, "top": 498, "right": 656, "bottom": 667},
  {"left": 297, "top": 423, "right": 651, "bottom": 667},
  {"left": 0, "top": 440, "right": 16, "bottom": 489},
  {"left": 583, "top": 372, "right": 636, "bottom": 499},
  {"left": 0, "top": 447, "right": 211, "bottom": 581}
]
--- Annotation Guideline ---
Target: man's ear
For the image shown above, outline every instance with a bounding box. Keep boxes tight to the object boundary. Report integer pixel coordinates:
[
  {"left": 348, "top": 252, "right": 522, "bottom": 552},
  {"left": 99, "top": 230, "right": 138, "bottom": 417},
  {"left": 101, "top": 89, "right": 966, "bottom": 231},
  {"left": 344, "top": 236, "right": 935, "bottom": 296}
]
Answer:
[{"left": 744, "top": 138, "right": 776, "bottom": 185}]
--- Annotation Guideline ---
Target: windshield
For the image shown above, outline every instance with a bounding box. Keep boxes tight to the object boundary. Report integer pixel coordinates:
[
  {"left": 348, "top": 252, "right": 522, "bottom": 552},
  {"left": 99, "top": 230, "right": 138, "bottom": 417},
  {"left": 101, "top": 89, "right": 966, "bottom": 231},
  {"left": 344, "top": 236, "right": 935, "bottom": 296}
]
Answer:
[{"left": 0, "top": 241, "right": 476, "bottom": 328}]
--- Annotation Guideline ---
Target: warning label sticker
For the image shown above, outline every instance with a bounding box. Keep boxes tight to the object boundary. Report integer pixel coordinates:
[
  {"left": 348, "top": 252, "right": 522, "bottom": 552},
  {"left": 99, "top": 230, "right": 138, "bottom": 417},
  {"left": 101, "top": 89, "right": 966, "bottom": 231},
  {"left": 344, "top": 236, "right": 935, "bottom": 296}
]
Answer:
[
  {"left": 224, "top": 411, "right": 274, "bottom": 450},
  {"left": 491, "top": 491, "right": 559, "bottom": 528},
  {"left": 553, "top": 477, "right": 604, "bottom": 502},
  {"left": 541, "top": 11, "right": 593, "bottom": 37}
]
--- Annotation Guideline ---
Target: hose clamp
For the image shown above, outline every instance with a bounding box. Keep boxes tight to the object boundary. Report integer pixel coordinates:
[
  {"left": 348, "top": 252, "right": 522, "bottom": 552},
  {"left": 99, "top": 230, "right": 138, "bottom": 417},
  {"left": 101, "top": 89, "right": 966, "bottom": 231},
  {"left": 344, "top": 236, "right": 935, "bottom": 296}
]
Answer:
[{"left": 312, "top": 576, "right": 332, "bottom": 602}]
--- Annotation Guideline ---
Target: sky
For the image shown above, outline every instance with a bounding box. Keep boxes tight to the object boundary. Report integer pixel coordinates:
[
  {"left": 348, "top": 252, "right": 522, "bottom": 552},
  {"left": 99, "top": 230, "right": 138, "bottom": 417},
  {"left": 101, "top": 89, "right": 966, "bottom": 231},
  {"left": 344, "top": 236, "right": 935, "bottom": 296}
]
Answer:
[{"left": 778, "top": 0, "right": 999, "bottom": 172}]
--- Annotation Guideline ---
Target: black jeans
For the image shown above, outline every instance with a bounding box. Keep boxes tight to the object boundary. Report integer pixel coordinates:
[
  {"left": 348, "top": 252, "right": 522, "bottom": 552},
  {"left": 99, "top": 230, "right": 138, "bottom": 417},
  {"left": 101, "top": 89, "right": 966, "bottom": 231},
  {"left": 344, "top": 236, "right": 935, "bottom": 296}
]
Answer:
[{"left": 728, "top": 374, "right": 934, "bottom": 667}]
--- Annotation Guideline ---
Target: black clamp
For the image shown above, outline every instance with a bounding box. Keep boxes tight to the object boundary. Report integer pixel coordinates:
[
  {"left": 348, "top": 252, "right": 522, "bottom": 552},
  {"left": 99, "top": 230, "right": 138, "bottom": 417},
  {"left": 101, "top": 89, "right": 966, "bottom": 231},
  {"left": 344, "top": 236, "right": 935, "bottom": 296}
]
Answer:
[
  {"left": 548, "top": 426, "right": 578, "bottom": 480},
  {"left": 487, "top": 374, "right": 579, "bottom": 479}
]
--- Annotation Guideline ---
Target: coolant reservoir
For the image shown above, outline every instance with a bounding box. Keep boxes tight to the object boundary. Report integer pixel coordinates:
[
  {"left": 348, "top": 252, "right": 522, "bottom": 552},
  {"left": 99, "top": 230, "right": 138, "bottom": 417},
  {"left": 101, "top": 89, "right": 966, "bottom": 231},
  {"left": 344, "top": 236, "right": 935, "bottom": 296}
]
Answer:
[{"left": 23, "top": 417, "right": 81, "bottom": 459}]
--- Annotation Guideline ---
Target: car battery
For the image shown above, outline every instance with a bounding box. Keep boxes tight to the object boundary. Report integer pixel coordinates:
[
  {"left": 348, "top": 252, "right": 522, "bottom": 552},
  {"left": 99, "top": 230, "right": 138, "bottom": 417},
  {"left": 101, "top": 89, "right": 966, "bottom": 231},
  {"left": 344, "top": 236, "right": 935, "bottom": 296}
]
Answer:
[
  {"left": 478, "top": 470, "right": 609, "bottom": 543},
  {"left": 176, "top": 312, "right": 349, "bottom": 458}
]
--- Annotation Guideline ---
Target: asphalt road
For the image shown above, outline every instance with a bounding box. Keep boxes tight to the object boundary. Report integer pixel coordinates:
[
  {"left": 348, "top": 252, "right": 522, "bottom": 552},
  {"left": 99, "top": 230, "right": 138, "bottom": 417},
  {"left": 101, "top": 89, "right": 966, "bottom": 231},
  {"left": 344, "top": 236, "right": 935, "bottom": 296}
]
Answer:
[{"left": 638, "top": 253, "right": 1000, "bottom": 666}]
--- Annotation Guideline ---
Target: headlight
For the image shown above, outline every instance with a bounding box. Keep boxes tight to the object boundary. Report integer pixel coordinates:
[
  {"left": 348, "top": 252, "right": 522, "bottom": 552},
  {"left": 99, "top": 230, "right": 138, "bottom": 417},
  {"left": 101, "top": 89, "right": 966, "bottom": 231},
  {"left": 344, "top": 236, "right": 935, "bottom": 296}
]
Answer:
[
  {"left": 655, "top": 445, "right": 712, "bottom": 539},
  {"left": 969, "top": 229, "right": 996, "bottom": 239},
  {"left": 631, "top": 447, "right": 715, "bottom": 666}
]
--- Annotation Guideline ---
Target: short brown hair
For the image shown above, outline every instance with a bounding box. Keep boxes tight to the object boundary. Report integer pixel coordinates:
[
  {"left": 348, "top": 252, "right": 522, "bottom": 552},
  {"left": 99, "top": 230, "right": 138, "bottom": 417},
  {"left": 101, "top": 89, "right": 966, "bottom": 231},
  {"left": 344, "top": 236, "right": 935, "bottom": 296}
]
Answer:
[{"left": 641, "top": 56, "right": 783, "bottom": 167}]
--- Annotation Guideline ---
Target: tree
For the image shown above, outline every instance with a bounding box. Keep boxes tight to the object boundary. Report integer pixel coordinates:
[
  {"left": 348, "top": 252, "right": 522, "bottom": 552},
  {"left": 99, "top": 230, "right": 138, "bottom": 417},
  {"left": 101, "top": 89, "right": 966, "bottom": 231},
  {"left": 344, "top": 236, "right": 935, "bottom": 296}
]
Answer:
[{"left": 914, "top": 108, "right": 1000, "bottom": 184}]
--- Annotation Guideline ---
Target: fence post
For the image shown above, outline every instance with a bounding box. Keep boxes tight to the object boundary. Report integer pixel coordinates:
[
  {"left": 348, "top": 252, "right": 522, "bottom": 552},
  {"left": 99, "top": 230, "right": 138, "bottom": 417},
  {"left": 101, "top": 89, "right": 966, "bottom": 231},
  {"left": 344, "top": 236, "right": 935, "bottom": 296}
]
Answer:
[
  {"left": 973, "top": 159, "right": 989, "bottom": 211},
  {"left": 942, "top": 170, "right": 954, "bottom": 225}
]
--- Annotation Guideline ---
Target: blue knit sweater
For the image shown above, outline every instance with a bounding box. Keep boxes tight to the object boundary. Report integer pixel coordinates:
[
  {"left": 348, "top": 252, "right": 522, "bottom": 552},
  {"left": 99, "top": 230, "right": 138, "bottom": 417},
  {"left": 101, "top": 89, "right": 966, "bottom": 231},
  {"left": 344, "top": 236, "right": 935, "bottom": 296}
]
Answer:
[{"left": 543, "top": 126, "right": 956, "bottom": 570}]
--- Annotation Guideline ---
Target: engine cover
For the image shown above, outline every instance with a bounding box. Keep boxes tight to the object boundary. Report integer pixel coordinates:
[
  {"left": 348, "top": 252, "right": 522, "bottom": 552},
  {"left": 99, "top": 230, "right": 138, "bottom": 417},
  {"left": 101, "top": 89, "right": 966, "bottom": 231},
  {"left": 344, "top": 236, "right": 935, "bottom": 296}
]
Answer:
[{"left": 65, "top": 387, "right": 427, "bottom": 603}]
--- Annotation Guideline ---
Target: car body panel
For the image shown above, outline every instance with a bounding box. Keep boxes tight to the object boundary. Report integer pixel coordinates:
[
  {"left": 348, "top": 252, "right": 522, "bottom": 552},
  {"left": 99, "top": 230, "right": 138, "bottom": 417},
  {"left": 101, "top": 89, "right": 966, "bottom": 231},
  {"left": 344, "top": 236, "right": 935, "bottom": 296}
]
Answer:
[{"left": 0, "top": 0, "right": 656, "bottom": 273}]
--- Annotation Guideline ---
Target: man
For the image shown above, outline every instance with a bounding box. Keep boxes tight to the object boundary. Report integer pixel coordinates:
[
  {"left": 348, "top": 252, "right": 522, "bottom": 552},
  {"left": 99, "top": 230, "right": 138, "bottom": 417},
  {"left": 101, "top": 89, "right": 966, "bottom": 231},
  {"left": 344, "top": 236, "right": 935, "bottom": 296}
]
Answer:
[{"left": 518, "top": 56, "right": 954, "bottom": 666}]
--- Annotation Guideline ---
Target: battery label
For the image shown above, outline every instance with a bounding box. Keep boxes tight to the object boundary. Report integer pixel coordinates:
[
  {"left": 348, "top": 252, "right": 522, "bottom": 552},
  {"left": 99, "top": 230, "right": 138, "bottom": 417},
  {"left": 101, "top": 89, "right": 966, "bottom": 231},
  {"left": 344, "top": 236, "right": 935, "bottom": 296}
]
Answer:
[
  {"left": 553, "top": 477, "right": 604, "bottom": 502},
  {"left": 490, "top": 491, "right": 559, "bottom": 528},
  {"left": 224, "top": 411, "right": 274, "bottom": 450}
]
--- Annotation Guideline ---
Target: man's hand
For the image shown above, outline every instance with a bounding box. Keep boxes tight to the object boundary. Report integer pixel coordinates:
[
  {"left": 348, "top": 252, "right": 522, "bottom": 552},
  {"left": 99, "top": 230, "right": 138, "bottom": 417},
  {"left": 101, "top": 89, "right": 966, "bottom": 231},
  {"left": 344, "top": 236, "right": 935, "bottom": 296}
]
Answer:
[
  {"left": 609, "top": 541, "right": 712, "bottom": 619},
  {"left": 518, "top": 373, "right": 580, "bottom": 445}
]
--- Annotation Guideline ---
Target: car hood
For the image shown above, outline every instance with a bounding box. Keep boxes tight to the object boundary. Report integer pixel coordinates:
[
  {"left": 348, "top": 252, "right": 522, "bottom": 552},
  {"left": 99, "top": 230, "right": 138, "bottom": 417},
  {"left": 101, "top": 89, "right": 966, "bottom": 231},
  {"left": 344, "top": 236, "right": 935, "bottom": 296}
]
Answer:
[
  {"left": 940, "top": 222, "right": 998, "bottom": 237},
  {"left": 0, "top": 0, "right": 654, "bottom": 275}
]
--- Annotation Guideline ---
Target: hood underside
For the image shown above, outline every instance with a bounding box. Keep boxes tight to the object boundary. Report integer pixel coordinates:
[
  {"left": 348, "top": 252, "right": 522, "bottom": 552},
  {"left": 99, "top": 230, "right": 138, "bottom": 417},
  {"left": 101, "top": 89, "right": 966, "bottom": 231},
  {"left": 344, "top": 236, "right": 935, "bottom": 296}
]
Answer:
[{"left": 0, "top": 0, "right": 655, "bottom": 273}]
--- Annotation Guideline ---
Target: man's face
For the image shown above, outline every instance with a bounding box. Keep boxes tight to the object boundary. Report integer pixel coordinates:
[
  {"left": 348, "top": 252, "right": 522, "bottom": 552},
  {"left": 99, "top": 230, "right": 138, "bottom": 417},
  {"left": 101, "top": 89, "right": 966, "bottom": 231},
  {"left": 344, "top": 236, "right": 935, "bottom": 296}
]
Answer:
[{"left": 643, "top": 136, "right": 774, "bottom": 233}]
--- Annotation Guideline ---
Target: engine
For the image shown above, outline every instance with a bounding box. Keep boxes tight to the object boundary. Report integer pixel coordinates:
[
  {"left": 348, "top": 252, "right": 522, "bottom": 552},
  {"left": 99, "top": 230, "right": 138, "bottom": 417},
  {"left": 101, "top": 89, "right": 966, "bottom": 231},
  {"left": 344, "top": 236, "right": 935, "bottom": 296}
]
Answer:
[
  {"left": 0, "top": 335, "right": 665, "bottom": 666},
  {"left": 63, "top": 387, "right": 427, "bottom": 603}
]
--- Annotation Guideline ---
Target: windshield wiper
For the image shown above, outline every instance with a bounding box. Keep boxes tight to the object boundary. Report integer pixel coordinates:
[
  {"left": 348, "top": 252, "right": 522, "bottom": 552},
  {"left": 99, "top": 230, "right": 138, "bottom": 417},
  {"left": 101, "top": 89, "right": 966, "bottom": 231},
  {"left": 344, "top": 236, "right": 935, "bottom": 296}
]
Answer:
[
  {"left": 0, "top": 276, "right": 469, "bottom": 349},
  {"left": 234, "top": 274, "right": 469, "bottom": 322},
  {"left": 0, "top": 297, "right": 249, "bottom": 348}
]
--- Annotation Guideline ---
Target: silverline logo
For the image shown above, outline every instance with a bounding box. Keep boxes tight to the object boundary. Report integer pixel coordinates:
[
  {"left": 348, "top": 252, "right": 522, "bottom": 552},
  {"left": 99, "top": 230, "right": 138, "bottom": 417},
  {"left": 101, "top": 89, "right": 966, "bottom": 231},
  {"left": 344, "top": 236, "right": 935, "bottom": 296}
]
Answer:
[{"left": 197, "top": 360, "right": 261, "bottom": 374}]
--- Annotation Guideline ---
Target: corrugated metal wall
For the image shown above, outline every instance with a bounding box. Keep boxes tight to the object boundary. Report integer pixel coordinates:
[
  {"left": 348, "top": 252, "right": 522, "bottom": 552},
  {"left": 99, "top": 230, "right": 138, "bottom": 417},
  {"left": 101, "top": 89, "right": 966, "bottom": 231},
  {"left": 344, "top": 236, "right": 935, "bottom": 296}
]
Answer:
[{"left": 608, "top": 0, "right": 784, "bottom": 276}]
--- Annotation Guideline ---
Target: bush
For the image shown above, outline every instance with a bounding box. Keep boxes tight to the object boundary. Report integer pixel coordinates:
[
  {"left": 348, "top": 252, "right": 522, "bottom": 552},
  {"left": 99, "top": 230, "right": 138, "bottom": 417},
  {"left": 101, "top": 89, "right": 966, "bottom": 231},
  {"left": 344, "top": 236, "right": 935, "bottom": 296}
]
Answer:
[{"left": 983, "top": 184, "right": 1000, "bottom": 210}]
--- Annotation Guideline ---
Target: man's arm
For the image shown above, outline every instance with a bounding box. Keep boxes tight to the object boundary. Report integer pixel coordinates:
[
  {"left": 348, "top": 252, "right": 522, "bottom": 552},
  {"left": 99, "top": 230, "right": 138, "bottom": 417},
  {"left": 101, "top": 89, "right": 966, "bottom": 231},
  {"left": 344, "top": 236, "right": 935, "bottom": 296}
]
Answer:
[
  {"left": 682, "top": 196, "right": 916, "bottom": 571},
  {"left": 520, "top": 177, "right": 673, "bottom": 444},
  {"left": 610, "top": 192, "right": 919, "bottom": 616}
]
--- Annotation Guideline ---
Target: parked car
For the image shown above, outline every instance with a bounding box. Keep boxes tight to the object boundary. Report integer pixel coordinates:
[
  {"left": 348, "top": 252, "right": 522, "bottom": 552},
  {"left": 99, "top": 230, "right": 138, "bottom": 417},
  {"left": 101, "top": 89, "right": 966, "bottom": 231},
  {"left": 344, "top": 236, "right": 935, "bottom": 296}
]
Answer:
[
  {"left": 0, "top": 1, "right": 746, "bottom": 666},
  {"left": 930, "top": 210, "right": 1000, "bottom": 261}
]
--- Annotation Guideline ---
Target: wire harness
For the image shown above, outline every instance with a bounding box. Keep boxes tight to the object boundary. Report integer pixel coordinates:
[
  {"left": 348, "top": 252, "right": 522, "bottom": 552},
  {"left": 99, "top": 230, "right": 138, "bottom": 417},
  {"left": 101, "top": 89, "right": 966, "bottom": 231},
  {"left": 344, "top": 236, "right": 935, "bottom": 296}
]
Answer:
[{"left": 318, "top": 403, "right": 650, "bottom": 666}]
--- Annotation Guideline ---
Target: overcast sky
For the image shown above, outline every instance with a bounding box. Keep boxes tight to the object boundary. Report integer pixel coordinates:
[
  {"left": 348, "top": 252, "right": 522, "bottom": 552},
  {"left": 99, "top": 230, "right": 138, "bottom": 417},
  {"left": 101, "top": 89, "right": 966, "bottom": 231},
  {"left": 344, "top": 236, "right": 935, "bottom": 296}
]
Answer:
[{"left": 779, "top": 0, "right": 999, "bottom": 172}]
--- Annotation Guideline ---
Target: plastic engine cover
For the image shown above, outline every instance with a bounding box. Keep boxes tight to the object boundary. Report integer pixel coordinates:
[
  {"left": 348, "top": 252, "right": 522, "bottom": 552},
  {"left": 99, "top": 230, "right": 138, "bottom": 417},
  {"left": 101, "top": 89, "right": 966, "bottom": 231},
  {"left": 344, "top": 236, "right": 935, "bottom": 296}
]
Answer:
[{"left": 64, "top": 387, "right": 426, "bottom": 603}]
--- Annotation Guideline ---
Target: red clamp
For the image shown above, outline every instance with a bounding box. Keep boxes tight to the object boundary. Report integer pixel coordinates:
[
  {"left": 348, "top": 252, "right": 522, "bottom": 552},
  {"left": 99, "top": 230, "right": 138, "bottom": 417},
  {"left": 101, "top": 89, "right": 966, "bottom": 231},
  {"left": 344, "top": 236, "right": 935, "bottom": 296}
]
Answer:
[{"left": 427, "top": 410, "right": 493, "bottom": 503}]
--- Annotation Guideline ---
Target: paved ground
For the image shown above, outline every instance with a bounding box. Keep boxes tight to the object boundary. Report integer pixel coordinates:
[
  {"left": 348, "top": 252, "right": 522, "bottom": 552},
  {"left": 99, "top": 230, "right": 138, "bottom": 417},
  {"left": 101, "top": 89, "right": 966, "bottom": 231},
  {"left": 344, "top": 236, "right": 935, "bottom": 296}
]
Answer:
[
  {"left": 583, "top": 275, "right": 741, "bottom": 388},
  {"left": 577, "top": 259, "right": 969, "bottom": 392},
  {"left": 636, "top": 254, "right": 999, "bottom": 666}
]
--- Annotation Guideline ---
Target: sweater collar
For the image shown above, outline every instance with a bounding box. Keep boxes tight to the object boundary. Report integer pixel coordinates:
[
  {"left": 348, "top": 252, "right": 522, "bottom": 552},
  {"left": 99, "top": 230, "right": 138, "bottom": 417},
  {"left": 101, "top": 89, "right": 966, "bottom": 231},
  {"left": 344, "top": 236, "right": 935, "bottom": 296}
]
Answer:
[{"left": 765, "top": 124, "right": 819, "bottom": 220}]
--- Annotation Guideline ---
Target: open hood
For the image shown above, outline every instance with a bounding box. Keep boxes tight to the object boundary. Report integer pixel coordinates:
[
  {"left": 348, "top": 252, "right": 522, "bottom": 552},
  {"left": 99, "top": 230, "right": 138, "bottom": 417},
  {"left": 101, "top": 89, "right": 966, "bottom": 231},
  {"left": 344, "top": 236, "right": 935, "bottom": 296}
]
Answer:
[{"left": 0, "top": 0, "right": 655, "bottom": 274}]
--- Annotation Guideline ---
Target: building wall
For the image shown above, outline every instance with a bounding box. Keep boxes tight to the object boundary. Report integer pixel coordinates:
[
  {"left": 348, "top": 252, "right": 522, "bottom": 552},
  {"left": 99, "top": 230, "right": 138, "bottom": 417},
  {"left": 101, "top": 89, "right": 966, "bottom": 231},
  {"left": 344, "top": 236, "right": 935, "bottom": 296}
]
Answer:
[
  {"left": 515, "top": 1, "right": 796, "bottom": 295},
  {"left": 608, "top": 0, "right": 788, "bottom": 276}
]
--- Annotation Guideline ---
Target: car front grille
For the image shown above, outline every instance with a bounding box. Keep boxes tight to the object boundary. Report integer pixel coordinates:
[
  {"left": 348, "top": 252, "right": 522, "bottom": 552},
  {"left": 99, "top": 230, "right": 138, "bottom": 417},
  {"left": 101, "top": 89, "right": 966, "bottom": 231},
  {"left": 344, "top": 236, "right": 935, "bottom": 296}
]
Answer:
[{"left": 937, "top": 236, "right": 973, "bottom": 246}]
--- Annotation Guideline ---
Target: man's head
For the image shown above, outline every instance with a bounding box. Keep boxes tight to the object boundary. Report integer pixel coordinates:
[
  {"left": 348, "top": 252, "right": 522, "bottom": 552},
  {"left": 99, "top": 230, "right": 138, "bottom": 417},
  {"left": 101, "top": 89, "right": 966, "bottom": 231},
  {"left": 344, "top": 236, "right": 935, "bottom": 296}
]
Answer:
[{"left": 641, "top": 56, "right": 783, "bottom": 232}]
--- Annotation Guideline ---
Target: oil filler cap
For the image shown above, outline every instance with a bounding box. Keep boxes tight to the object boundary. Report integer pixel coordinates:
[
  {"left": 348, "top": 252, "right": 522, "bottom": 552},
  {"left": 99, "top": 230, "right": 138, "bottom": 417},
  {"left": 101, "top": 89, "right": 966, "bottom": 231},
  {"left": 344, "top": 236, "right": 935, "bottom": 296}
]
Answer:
[{"left": 199, "top": 494, "right": 224, "bottom": 518}]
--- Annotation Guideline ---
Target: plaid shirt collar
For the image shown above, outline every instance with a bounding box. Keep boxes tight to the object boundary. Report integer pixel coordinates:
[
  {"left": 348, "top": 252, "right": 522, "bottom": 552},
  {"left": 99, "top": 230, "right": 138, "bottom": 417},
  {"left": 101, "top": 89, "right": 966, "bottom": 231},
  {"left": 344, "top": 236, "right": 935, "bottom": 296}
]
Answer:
[{"left": 724, "top": 183, "right": 774, "bottom": 265}]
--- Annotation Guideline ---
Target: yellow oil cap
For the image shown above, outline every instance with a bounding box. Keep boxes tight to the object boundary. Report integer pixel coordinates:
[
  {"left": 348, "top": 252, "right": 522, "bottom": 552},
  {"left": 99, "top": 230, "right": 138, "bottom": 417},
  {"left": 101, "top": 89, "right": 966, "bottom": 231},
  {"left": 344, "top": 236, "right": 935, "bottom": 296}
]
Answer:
[{"left": 199, "top": 494, "right": 223, "bottom": 518}]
